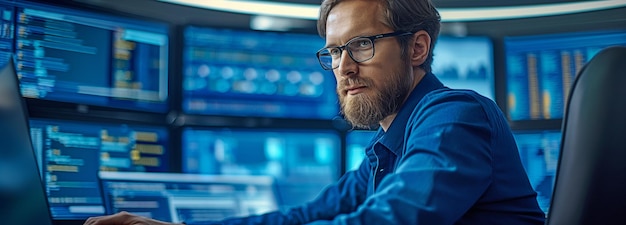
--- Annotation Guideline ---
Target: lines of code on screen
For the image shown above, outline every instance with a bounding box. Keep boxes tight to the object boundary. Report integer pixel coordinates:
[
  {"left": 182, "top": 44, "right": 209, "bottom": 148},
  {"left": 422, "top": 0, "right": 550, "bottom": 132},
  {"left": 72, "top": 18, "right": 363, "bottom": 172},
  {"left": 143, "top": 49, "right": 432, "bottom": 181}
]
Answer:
[
  {"left": 13, "top": 1, "right": 169, "bottom": 112},
  {"left": 29, "top": 118, "right": 169, "bottom": 220}
]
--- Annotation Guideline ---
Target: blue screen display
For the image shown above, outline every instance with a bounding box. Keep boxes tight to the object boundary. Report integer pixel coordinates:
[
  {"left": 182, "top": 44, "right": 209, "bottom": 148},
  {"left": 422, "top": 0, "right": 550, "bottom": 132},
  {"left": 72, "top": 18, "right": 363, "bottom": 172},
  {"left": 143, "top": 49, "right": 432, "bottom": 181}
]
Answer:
[
  {"left": 100, "top": 172, "right": 279, "bottom": 224},
  {"left": 345, "top": 130, "right": 377, "bottom": 171},
  {"left": 29, "top": 118, "right": 169, "bottom": 220},
  {"left": 513, "top": 130, "right": 561, "bottom": 214},
  {"left": 12, "top": 1, "right": 169, "bottom": 112},
  {"left": 182, "top": 26, "right": 338, "bottom": 119},
  {"left": 182, "top": 128, "right": 340, "bottom": 209},
  {"left": 432, "top": 36, "right": 494, "bottom": 100},
  {"left": 505, "top": 30, "right": 626, "bottom": 121}
]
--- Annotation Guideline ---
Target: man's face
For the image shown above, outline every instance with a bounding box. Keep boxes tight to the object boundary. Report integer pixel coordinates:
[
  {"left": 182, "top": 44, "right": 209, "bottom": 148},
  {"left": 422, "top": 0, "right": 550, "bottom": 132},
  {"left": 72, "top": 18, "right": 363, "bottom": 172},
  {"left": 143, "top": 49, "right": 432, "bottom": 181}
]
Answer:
[{"left": 325, "top": 0, "right": 413, "bottom": 128}]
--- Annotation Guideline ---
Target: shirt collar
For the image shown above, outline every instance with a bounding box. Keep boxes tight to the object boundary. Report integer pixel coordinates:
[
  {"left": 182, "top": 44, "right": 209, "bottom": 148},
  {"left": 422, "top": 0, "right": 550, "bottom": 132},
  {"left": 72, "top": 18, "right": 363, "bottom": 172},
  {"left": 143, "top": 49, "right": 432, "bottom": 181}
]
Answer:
[{"left": 376, "top": 72, "right": 445, "bottom": 155}]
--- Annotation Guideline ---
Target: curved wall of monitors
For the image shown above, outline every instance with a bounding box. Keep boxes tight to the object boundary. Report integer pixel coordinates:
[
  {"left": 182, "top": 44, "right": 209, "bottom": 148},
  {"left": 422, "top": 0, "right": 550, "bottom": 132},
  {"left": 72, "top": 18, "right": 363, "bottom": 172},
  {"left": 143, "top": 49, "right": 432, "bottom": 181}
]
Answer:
[
  {"left": 505, "top": 30, "right": 626, "bottom": 121},
  {"left": 4, "top": 0, "right": 625, "bottom": 223},
  {"left": 182, "top": 26, "right": 338, "bottom": 119},
  {"left": 11, "top": 0, "right": 170, "bottom": 112}
]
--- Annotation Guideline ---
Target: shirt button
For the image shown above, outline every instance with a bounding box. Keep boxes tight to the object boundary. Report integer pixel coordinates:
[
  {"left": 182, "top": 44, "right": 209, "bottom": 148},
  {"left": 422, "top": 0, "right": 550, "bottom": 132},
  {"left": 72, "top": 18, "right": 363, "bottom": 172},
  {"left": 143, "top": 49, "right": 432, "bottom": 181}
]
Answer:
[{"left": 379, "top": 168, "right": 384, "bottom": 172}]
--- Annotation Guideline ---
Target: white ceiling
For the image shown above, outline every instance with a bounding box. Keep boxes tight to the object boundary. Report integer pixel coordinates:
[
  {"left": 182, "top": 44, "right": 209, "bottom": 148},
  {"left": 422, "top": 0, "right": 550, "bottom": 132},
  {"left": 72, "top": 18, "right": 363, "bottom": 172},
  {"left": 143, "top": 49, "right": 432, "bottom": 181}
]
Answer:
[{"left": 65, "top": 0, "right": 626, "bottom": 36}]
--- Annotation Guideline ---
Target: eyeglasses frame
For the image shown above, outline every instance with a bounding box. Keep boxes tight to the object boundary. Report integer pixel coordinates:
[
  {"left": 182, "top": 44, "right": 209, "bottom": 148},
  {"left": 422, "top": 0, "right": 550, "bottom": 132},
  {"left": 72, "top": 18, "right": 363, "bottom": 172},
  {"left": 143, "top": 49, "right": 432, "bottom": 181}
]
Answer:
[{"left": 316, "top": 31, "right": 413, "bottom": 70}]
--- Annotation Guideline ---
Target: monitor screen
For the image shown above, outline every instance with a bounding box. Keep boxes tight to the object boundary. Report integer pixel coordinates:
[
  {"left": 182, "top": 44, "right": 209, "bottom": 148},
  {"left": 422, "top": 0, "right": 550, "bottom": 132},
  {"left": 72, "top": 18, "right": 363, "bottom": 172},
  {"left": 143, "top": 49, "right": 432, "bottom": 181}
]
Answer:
[
  {"left": 513, "top": 130, "right": 561, "bottom": 214},
  {"left": 505, "top": 30, "right": 626, "bottom": 121},
  {"left": 432, "top": 36, "right": 494, "bottom": 100},
  {"left": 182, "top": 26, "right": 338, "bottom": 119},
  {"left": 99, "top": 171, "right": 280, "bottom": 224},
  {"left": 182, "top": 127, "right": 340, "bottom": 209},
  {"left": 28, "top": 118, "right": 170, "bottom": 220},
  {"left": 14, "top": 1, "right": 170, "bottom": 112},
  {"left": 345, "top": 130, "right": 377, "bottom": 171}
]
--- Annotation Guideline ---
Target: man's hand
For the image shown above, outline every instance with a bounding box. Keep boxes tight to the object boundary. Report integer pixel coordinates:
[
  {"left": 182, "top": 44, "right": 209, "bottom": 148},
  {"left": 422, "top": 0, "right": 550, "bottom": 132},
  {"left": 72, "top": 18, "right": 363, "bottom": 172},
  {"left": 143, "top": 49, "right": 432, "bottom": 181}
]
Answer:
[{"left": 83, "top": 211, "right": 182, "bottom": 225}]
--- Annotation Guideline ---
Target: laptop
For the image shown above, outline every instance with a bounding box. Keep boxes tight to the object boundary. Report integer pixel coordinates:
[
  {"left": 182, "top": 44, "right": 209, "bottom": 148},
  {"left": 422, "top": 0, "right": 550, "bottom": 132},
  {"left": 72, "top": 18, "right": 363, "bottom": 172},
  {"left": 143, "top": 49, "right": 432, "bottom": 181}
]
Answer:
[
  {"left": 99, "top": 171, "right": 281, "bottom": 224},
  {"left": 0, "top": 57, "right": 55, "bottom": 225}
]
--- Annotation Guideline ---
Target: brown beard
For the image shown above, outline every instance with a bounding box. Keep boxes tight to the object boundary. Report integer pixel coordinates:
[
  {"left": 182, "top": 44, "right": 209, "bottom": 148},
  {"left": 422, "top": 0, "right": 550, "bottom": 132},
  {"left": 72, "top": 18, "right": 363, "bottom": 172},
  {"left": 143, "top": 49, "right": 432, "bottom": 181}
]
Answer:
[{"left": 338, "top": 65, "right": 413, "bottom": 129}]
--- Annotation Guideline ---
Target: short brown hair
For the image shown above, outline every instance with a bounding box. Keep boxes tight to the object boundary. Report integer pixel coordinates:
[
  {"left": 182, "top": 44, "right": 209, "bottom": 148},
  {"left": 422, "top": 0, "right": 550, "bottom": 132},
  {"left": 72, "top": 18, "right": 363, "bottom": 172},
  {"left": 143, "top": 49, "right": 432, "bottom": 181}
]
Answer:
[{"left": 317, "top": 0, "right": 441, "bottom": 73}]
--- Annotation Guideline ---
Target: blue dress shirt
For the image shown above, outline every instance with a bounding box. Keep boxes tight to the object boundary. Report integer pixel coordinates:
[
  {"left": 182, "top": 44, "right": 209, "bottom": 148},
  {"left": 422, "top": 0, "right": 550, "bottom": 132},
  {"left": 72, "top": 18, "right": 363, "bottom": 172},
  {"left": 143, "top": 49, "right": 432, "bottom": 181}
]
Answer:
[{"left": 202, "top": 73, "right": 546, "bottom": 225}]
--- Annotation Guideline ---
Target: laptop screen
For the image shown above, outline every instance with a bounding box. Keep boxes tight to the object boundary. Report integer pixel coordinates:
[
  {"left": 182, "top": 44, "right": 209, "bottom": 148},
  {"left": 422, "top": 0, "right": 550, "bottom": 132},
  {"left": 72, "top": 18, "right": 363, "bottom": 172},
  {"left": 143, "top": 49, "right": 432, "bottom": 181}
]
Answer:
[
  {"left": 0, "top": 59, "right": 54, "bottom": 225},
  {"left": 28, "top": 118, "right": 171, "bottom": 220},
  {"left": 99, "top": 171, "right": 280, "bottom": 224}
]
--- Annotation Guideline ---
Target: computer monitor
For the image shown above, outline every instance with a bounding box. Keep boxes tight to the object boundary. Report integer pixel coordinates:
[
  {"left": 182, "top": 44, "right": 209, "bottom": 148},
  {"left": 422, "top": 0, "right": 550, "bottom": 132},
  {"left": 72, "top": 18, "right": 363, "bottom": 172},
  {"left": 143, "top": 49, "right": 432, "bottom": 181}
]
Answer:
[
  {"left": 182, "top": 26, "right": 338, "bottom": 119},
  {"left": 432, "top": 36, "right": 494, "bottom": 100},
  {"left": 29, "top": 118, "right": 170, "bottom": 220},
  {"left": 505, "top": 30, "right": 626, "bottom": 121},
  {"left": 99, "top": 171, "right": 280, "bottom": 224},
  {"left": 14, "top": 1, "right": 170, "bottom": 112},
  {"left": 513, "top": 130, "right": 562, "bottom": 214},
  {"left": 182, "top": 127, "right": 341, "bottom": 209},
  {"left": 345, "top": 130, "right": 377, "bottom": 171},
  {"left": 0, "top": 58, "right": 54, "bottom": 225}
]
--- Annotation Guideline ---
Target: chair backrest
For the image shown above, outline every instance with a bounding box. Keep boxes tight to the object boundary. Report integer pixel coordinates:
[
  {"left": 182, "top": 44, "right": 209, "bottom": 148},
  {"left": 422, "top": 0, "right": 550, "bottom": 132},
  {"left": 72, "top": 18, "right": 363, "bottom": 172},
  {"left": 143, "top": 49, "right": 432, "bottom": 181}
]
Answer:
[{"left": 546, "top": 46, "right": 626, "bottom": 225}]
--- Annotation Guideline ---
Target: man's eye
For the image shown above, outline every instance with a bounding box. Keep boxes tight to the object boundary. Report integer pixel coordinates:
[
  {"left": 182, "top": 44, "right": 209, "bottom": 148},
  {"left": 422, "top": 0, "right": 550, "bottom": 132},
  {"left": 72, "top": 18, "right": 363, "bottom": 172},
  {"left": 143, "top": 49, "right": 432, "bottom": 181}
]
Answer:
[
  {"left": 329, "top": 48, "right": 341, "bottom": 56},
  {"left": 349, "top": 39, "right": 372, "bottom": 50},
  {"left": 358, "top": 40, "right": 371, "bottom": 48}
]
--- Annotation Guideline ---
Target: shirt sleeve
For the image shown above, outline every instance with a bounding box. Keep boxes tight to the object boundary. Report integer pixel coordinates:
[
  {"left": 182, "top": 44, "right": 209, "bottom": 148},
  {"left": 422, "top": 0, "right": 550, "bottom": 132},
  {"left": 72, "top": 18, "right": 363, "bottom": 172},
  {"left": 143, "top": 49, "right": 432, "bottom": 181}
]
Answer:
[
  {"left": 199, "top": 156, "right": 371, "bottom": 225},
  {"left": 306, "top": 92, "right": 494, "bottom": 225}
]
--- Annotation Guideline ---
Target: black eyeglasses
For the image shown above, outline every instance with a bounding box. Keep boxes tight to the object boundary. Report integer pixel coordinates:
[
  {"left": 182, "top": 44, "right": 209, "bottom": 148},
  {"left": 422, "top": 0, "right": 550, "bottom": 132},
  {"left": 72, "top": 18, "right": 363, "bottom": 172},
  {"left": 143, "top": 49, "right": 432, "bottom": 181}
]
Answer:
[{"left": 316, "top": 31, "right": 413, "bottom": 70}]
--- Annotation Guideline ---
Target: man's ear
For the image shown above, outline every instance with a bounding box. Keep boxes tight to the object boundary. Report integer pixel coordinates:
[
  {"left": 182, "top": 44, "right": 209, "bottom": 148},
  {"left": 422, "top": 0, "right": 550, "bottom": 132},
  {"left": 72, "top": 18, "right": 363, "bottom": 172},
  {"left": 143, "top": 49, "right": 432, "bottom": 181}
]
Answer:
[{"left": 410, "top": 30, "right": 431, "bottom": 67}]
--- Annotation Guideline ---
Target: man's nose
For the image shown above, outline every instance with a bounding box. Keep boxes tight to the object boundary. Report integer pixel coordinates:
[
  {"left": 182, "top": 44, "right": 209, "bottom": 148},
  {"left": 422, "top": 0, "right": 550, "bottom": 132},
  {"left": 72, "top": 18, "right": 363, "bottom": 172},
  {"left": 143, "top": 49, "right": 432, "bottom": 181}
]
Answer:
[{"left": 336, "top": 49, "right": 358, "bottom": 77}]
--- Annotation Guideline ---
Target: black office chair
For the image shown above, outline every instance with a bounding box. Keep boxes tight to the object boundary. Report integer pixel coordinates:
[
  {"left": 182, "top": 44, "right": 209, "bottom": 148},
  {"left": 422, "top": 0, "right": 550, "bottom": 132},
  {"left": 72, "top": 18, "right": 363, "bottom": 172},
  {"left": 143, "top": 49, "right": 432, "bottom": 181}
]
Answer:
[{"left": 546, "top": 46, "right": 626, "bottom": 225}]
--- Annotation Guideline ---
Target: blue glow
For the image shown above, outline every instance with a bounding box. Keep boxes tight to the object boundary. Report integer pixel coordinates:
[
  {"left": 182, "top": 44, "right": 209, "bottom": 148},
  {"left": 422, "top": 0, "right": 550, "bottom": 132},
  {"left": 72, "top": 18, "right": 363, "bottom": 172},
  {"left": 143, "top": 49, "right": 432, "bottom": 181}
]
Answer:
[{"left": 345, "top": 130, "right": 377, "bottom": 171}]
